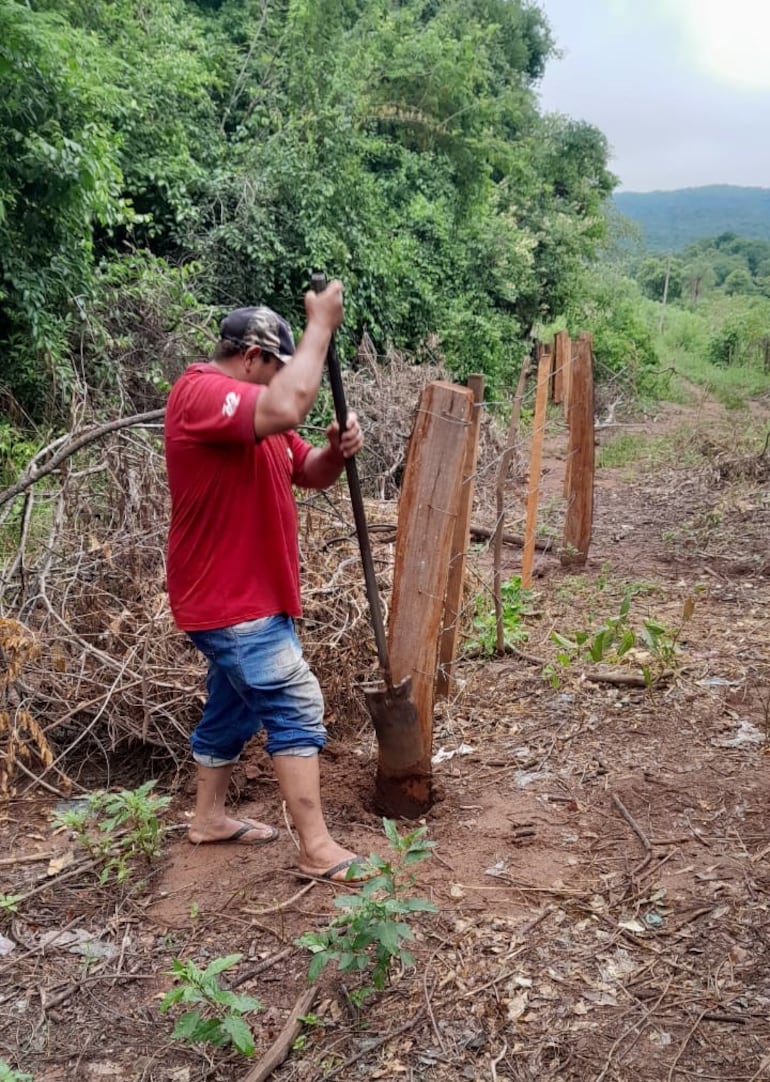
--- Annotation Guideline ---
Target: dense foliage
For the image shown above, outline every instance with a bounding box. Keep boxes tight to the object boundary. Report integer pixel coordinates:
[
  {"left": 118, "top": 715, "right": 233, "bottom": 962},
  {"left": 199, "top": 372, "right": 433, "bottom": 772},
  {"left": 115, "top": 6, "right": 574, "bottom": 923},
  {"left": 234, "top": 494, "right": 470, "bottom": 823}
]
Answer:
[
  {"left": 629, "top": 233, "right": 770, "bottom": 377},
  {"left": 0, "top": 0, "right": 619, "bottom": 426}
]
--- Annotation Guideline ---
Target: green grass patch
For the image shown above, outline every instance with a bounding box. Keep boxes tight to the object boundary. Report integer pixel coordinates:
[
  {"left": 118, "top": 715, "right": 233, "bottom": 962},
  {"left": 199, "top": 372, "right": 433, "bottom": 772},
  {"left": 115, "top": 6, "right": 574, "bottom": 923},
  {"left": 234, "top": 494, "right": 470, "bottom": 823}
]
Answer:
[
  {"left": 596, "top": 432, "right": 680, "bottom": 470},
  {"left": 669, "top": 350, "right": 770, "bottom": 409}
]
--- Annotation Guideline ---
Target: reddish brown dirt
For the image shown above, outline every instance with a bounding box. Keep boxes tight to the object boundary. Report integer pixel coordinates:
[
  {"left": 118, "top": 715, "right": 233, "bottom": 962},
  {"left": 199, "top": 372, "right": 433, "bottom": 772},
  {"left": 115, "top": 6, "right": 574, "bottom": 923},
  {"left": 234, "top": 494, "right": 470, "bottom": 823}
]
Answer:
[{"left": 2, "top": 394, "right": 769, "bottom": 1082}]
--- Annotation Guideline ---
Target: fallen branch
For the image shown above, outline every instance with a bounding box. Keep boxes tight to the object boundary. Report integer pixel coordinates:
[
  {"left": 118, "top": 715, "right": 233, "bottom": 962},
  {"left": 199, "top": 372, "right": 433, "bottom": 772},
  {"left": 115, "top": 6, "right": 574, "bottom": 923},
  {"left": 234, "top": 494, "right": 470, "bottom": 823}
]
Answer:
[
  {"left": 0, "top": 408, "right": 165, "bottom": 509},
  {"left": 470, "top": 524, "right": 553, "bottom": 552},
  {"left": 317, "top": 1009, "right": 428, "bottom": 1081},
  {"left": 0, "top": 851, "right": 61, "bottom": 868},
  {"left": 666, "top": 1008, "right": 708, "bottom": 1082},
  {"left": 231, "top": 948, "right": 294, "bottom": 989},
  {"left": 582, "top": 668, "right": 674, "bottom": 688},
  {"left": 238, "top": 985, "right": 318, "bottom": 1082},
  {"left": 242, "top": 881, "right": 316, "bottom": 916},
  {"left": 611, "top": 792, "right": 652, "bottom": 854}
]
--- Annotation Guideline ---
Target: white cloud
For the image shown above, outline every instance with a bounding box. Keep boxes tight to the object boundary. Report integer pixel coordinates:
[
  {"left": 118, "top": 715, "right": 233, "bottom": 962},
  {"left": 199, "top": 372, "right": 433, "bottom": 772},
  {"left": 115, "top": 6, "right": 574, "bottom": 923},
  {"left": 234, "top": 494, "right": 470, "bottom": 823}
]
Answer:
[
  {"left": 672, "top": 0, "right": 770, "bottom": 90},
  {"left": 536, "top": 0, "right": 770, "bottom": 190}
]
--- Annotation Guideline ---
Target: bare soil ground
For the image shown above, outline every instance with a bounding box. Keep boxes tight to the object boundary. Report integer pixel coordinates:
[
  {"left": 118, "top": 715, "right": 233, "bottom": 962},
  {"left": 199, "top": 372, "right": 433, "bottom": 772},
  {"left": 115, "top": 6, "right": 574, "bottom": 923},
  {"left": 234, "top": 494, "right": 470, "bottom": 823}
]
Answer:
[{"left": 2, "top": 391, "right": 769, "bottom": 1082}]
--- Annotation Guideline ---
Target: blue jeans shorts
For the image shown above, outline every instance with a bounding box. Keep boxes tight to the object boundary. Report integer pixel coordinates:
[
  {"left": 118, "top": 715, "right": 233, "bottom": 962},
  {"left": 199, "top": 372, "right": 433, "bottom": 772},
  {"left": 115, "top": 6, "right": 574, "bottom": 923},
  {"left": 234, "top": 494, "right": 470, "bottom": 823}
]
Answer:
[{"left": 188, "top": 614, "right": 326, "bottom": 766}]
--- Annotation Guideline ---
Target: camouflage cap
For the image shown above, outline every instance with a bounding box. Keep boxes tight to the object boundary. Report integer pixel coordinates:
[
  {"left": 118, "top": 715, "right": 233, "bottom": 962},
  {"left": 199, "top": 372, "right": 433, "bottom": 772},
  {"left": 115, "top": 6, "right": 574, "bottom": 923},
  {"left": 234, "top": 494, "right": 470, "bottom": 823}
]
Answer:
[{"left": 219, "top": 306, "right": 296, "bottom": 363}]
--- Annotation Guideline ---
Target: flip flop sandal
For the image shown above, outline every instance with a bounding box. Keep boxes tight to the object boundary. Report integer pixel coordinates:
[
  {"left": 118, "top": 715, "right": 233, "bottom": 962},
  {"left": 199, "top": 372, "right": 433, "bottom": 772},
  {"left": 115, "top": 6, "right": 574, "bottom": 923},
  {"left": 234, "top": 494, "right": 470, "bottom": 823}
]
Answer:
[
  {"left": 295, "top": 855, "right": 373, "bottom": 884},
  {"left": 189, "top": 820, "right": 279, "bottom": 846}
]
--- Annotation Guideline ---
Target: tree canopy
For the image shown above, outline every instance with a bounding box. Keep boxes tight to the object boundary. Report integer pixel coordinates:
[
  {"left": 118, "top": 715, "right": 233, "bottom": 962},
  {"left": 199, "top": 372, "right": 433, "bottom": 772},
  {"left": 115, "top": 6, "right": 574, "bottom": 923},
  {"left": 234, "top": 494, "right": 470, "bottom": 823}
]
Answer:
[{"left": 0, "top": 0, "right": 618, "bottom": 421}]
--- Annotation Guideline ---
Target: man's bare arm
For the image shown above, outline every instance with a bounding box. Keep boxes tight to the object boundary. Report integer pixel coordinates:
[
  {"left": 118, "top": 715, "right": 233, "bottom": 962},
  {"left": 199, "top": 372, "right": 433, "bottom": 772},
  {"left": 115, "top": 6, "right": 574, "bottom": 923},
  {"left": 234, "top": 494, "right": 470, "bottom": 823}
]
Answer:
[{"left": 252, "top": 282, "right": 344, "bottom": 438}]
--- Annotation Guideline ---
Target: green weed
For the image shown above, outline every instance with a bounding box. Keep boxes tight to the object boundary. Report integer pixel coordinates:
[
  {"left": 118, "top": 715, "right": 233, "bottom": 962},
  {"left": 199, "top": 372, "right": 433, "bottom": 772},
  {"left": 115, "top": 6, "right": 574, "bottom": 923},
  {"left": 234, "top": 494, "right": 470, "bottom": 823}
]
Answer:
[
  {"left": 292, "top": 1012, "right": 325, "bottom": 1052},
  {"left": 0, "top": 894, "right": 23, "bottom": 918},
  {"left": 53, "top": 780, "right": 170, "bottom": 884},
  {"left": 596, "top": 428, "right": 708, "bottom": 473},
  {"left": 552, "top": 593, "right": 636, "bottom": 666},
  {"left": 550, "top": 594, "right": 696, "bottom": 686},
  {"left": 666, "top": 347, "right": 770, "bottom": 409},
  {"left": 296, "top": 819, "right": 437, "bottom": 1006},
  {"left": 466, "top": 576, "right": 534, "bottom": 656},
  {"left": 0, "top": 1063, "right": 34, "bottom": 1082},
  {"left": 159, "top": 954, "right": 261, "bottom": 1057}
]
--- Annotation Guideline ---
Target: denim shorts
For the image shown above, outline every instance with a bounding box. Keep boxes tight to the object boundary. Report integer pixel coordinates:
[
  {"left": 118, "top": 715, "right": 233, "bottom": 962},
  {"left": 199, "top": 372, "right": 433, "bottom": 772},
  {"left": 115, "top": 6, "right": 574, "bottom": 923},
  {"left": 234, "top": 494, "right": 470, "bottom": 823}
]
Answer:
[{"left": 188, "top": 614, "right": 326, "bottom": 765}]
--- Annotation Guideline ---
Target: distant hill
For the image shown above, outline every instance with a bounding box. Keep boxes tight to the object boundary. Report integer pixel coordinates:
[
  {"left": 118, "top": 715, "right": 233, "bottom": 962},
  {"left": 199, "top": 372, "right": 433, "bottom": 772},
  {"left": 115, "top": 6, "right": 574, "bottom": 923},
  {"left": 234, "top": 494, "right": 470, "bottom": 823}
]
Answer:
[{"left": 613, "top": 185, "right": 770, "bottom": 250}]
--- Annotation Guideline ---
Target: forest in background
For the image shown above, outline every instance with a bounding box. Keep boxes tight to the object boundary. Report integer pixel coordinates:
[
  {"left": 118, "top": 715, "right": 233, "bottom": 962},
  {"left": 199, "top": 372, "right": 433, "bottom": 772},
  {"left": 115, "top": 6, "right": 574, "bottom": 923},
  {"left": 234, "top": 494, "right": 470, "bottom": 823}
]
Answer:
[
  {"left": 614, "top": 185, "right": 770, "bottom": 249},
  {"left": 0, "top": 0, "right": 616, "bottom": 430},
  {"left": 1, "top": 0, "right": 769, "bottom": 490}
]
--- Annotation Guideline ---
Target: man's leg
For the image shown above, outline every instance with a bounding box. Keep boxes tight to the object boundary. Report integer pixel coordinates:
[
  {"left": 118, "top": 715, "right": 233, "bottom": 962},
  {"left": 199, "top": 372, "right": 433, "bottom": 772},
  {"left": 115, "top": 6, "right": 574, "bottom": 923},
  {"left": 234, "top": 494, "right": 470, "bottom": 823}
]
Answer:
[
  {"left": 188, "top": 762, "right": 276, "bottom": 845},
  {"left": 272, "top": 753, "right": 361, "bottom": 880},
  {"left": 187, "top": 627, "right": 276, "bottom": 846}
]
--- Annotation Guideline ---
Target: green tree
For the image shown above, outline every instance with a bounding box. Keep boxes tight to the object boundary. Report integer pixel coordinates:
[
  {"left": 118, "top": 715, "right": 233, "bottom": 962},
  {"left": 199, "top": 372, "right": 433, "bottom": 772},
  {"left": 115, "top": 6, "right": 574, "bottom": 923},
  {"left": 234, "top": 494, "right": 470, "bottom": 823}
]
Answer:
[
  {"left": 0, "top": 1, "right": 126, "bottom": 415},
  {"left": 723, "top": 267, "right": 755, "bottom": 296},
  {"left": 636, "top": 257, "right": 682, "bottom": 303},
  {"left": 0, "top": 0, "right": 620, "bottom": 422}
]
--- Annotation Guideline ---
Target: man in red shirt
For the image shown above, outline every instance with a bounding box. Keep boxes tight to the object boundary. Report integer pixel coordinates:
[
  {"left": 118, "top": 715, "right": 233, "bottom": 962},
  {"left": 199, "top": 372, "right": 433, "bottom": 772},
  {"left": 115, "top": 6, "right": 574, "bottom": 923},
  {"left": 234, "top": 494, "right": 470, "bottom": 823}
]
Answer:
[{"left": 165, "top": 281, "right": 365, "bottom": 882}]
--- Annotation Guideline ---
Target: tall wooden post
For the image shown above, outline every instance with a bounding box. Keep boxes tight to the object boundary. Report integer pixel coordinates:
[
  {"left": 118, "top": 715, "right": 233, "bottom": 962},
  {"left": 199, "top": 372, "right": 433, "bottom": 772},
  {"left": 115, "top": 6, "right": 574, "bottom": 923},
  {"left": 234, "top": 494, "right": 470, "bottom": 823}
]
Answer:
[
  {"left": 377, "top": 381, "right": 474, "bottom": 817},
  {"left": 521, "top": 345, "right": 553, "bottom": 588},
  {"left": 563, "top": 336, "right": 578, "bottom": 496},
  {"left": 436, "top": 374, "right": 484, "bottom": 700},
  {"left": 493, "top": 351, "right": 531, "bottom": 652},
  {"left": 562, "top": 335, "right": 575, "bottom": 424},
  {"left": 553, "top": 330, "right": 570, "bottom": 410},
  {"left": 561, "top": 334, "right": 595, "bottom": 567},
  {"left": 658, "top": 253, "right": 672, "bottom": 334}
]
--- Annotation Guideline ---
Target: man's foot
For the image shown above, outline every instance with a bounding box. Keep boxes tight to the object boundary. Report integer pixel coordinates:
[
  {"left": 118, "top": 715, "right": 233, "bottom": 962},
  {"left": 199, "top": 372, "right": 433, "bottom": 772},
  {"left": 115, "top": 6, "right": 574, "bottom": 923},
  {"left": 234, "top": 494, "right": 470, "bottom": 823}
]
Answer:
[
  {"left": 298, "top": 840, "right": 373, "bottom": 883},
  {"left": 188, "top": 817, "right": 278, "bottom": 846},
  {"left": 297, "top": 854, "right": 373, "bottom": 884}
]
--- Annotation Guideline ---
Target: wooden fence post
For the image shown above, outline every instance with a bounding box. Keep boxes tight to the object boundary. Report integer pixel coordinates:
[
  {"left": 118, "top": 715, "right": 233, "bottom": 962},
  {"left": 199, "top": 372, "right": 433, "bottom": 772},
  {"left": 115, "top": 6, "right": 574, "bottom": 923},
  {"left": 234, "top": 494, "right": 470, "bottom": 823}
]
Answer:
[
  {"left": 563, "top": 336, "right": 578, "bottom": 497},
  {"left": 561, "top": 334, "right": 595, "bottom": 567},
  {"left": 493, "top": 350, "right": 531, "bottom": 652},
  {"left": 436, "top": 374, "right": 484, "bottom": 700},
  {"left": 521, "top": 344, "right": 553, "bottom": 588},
  {"left": 377, "top": 381, "right": 474, "bottom": 816},
  {"left": 553, "top": 330, "right": 570, "bottom": 410}
]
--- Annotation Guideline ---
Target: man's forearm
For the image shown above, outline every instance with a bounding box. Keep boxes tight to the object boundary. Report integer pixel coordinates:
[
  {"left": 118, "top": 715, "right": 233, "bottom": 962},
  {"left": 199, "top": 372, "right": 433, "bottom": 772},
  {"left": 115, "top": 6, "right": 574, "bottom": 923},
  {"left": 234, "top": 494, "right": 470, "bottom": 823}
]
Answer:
[{"left": 296, "top": 445, "right": 346, "bottom": 489}]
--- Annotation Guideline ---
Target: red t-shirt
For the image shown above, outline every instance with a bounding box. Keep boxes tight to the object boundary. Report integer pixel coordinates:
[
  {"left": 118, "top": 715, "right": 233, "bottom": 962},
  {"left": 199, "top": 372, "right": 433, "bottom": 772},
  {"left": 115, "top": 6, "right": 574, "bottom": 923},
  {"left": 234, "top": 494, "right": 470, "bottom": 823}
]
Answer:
[{"left": 164, "top": 363, "right": 311, "bottom": 630}]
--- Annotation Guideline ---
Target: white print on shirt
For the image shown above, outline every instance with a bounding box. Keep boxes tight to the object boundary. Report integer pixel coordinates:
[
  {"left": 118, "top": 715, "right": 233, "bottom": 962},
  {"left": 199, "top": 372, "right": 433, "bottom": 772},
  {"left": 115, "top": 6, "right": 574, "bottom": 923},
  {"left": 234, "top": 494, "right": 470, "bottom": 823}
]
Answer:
[
  {"left": 222, "top": 391, "right": 241, "bottom": 417},
  {"left": 287, "top": 446, "right": 293, "bottom": 463}
]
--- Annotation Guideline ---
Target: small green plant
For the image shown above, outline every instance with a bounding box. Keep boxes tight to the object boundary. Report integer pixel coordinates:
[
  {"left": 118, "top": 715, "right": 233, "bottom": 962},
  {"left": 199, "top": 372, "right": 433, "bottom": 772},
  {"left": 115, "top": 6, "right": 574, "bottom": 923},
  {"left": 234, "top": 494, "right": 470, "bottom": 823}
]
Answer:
[
  {"left": 0, "top": 894, "right": 23, "bottom": 917},
  {"left": 549, "top": 595, "right": 696, "bottom": 686},
  {"left": 291, "top": 1012, "right": 325, "bottom": 1052},
  {"left": 551, "top": 593, "right": 636, "bottom": 665},
  {"left": 466, "top": 576, "right": 534, "bottom": 656},
  {"left": 0, "top": 1061, "right": 34, "bottom": 1082},
  {"left": 53, "top": 780, "right": 170, "bottom": 884},
  {"left": 159, "top": 953, "right": 261, "bottom": 1057},
  {"left": 637, "top": 595, "right": 696, "bottom": 681},
  {"left": 296, "top": 819, "right": 437, "bottom": 1005}
]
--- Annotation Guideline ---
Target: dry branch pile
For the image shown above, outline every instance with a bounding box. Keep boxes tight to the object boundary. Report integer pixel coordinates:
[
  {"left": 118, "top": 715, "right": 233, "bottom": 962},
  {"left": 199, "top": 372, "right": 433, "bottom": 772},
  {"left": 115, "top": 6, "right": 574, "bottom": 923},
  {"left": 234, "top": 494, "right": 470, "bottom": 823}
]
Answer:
[{"left": 0, "top": 351, "right": 518, "bottom": 797}]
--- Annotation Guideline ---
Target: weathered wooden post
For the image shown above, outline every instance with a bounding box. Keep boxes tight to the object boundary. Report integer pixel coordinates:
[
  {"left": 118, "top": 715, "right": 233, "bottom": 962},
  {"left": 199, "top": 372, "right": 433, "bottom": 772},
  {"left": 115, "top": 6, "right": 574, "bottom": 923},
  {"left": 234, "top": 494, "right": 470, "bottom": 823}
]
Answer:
[
  {"left": 553, "top": 330, "right": 571, "bottom": 410},
  {"left": 376, "top": 381, "right": 474, "bottom": 817},
  {"left": 521, "top": 344, "right": 553, "bottom": 588},
  {"left": 492, "top": 350, "right": 531, "bottom": 652},
  {"left": 436, "top": 374, "right": 484, "bottom": 701},
  {"left": 563, "top": 336, "right": 578, "bottom": 497},
  {"left": 561, "top": 333, "right": 595, "bottom": 566}
]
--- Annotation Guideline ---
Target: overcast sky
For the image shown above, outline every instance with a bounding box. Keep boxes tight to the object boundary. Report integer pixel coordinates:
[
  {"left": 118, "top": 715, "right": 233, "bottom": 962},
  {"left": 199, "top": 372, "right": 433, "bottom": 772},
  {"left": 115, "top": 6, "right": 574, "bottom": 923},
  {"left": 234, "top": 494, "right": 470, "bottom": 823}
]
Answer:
[{"left": 535, "top": 0, "right": 770, "bottom": 193}]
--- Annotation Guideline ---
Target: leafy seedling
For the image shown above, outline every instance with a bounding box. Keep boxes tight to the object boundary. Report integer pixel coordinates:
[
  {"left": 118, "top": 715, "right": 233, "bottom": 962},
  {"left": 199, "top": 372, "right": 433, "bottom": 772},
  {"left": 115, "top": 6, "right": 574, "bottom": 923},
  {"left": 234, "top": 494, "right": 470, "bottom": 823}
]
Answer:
[
  {"left": 53, "top": 779, "right": 170, "bottom": 884},
  {"left": 159, "top": 953, "right": 261, "bottom": 1057},
  {"left": 296, "top": 818, "right": 437, "bottom": 1005}
]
